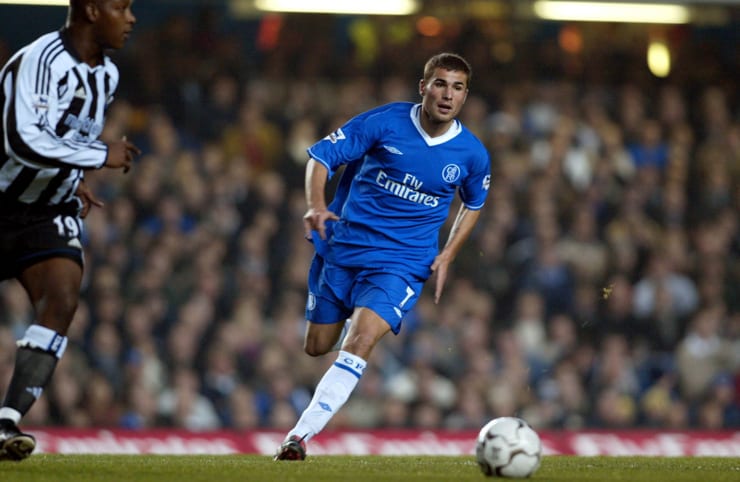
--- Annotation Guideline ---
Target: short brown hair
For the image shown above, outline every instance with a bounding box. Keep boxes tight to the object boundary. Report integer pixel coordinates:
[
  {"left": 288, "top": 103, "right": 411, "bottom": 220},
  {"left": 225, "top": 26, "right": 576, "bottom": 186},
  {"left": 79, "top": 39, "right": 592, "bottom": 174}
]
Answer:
[{"left": 423, "top": 53, "right": 472, "bottom": 86}]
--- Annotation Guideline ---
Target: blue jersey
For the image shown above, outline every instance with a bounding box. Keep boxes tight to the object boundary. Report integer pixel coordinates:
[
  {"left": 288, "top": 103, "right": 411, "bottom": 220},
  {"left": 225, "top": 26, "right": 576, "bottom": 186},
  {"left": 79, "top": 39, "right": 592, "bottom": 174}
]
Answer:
[{"left": 308, "top": 102, "right": 490, "bottom": 280}]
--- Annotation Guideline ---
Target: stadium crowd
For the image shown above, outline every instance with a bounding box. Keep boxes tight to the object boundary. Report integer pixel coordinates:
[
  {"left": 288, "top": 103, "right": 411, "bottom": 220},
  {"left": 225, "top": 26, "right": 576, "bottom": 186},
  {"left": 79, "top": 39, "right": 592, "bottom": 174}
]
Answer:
[{"left": 0, "top": 10, "right": 738, "bottom": 433}]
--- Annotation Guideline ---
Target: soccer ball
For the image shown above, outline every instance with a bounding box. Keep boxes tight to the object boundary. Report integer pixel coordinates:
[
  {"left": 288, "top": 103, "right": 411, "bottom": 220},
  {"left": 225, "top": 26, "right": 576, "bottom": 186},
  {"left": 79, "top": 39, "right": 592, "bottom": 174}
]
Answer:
[{"left": 475, "top": 417, "right": 542, "bottom": 478}]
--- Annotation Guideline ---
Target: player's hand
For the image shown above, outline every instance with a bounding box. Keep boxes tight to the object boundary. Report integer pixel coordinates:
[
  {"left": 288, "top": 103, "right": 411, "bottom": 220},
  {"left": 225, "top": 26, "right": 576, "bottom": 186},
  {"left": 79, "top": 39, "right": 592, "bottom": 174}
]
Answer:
[
  {"left": 75, "top": 180, "right": 104, "bottom": 218},
  {"left": 303, "top": 207, "right": 339, "bottom": 240},
  {"left": 430, "top": 253, "right": 452, "bottom": 304},
  {"left": 105, "top": 136, "right": 141, "bottom": 173}
]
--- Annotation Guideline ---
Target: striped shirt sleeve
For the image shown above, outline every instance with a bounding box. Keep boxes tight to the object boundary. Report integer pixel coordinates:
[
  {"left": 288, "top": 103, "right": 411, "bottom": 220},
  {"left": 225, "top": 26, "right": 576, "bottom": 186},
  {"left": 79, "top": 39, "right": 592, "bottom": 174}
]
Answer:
[{"left": 4, "top": 34, "right": 108, "bottom": 170}]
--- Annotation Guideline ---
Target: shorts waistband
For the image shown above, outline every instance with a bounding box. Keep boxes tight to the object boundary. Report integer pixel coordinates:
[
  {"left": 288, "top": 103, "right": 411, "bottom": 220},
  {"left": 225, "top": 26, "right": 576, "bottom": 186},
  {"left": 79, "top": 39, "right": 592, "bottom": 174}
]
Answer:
[{"left": 0, "top": 192, "right": 79, "bottom": 217}]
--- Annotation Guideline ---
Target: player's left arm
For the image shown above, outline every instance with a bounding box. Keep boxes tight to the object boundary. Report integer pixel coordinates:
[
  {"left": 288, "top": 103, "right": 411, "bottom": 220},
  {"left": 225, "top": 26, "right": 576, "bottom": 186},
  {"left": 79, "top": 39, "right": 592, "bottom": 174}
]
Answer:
[
  {"left": 431, "top": 144, "right": 490, "bottom": 303},
  {"left": 431, "top": 205, "right": 482, "bottom": 304}
]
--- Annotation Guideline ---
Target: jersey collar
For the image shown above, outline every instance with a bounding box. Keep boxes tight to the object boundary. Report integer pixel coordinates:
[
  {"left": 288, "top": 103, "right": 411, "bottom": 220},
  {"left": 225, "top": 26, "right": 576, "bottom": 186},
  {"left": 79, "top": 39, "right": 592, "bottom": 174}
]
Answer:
[{"left": 410, "top": 104, "right": 462, "bottom": 146}]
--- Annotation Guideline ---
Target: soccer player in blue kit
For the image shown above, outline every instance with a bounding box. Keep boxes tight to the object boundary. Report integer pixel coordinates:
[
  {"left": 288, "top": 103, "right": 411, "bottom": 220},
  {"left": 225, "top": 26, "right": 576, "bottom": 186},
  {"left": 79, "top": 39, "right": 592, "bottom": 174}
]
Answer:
[{"left": 275, "top": 53, "right": 490, "bottom": 460}]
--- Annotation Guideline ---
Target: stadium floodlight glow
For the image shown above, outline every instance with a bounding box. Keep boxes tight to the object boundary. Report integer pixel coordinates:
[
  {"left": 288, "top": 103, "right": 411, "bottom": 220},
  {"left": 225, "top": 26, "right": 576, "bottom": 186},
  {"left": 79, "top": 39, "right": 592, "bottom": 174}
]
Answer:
[
  {"left": 0, "top": 0, "right": 66, "bottom": 5},
  {"left": 533, "top": 1, "right": 691, "bottom": 24},
  {"left": 255, "top": 0, "right": 420, "bottom": 15},
  {"left": 647, "top": 40, "right": 671, "bottom": 77}
]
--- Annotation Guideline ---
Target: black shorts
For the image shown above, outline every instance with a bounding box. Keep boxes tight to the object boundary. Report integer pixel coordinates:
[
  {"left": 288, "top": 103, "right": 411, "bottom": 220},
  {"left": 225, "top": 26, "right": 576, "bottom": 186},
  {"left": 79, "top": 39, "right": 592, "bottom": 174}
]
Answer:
[{"left": 0, "top": 197, "right": 84, "bottom": 281}]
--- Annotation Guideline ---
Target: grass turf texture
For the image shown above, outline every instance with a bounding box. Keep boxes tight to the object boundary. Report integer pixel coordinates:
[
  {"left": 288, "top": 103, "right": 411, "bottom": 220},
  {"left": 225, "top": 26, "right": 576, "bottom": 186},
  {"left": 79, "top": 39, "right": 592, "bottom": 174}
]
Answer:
[{"left": 0, "top": 455, "right": 737, "bottom": 481}]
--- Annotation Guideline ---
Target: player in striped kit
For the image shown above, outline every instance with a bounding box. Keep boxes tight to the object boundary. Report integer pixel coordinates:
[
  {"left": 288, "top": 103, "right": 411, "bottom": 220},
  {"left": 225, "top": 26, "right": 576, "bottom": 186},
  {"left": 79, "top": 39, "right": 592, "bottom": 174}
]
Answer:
[
  {"left": 0, "top": 0, "right": 139, "bottom": 461},
  {"left": 275, "top": 53, "right": 491, "bottom": 460}
]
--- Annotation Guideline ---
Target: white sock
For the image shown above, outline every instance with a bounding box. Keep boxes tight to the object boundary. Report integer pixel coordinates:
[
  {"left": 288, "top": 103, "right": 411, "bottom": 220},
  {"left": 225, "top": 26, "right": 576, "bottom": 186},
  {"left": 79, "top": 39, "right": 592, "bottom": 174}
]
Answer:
[
  {"left": 290, "top": 350, "right": 366, "bottom": 442},
  {"left": 0, "top": 407, "right": 22, "bottom": 424}
]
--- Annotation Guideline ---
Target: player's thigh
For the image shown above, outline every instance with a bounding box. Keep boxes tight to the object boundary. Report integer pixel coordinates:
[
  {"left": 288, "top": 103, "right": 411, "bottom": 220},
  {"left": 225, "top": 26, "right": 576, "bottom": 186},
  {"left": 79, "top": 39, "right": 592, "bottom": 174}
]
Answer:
[
  {"left": 19, "top": 258, "right": 82, "bottom": 333},
  {"left": 303, "top": 320, "right": 347, "bottom": 356},
  {"left": 342, "top": 307, "right": 392, "bottom": 359},
  {"left": 10, "top": 207, "right": 85, "bottom": 333}
]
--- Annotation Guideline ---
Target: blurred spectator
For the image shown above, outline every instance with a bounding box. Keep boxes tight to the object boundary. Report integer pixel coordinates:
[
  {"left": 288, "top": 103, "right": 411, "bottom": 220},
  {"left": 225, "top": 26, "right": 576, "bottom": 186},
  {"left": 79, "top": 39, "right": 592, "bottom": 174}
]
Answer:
[
  {"left": 120, "top": 381, "right": 162, "bottom": 430},
  {"left": 633, "top": 250, "right": 699, "bottom": 350},
  {"left": 158, "top": 368, "right": 221, "bottom": 431},
  {"left": 84, "top": 372, "right": 121, "bottom": 428},
  {"left": 226, "top": 384, "right": 260, "bottom": 430},
  {"left": 627, "top": 119, "right": 669, "bottom": 171},
  {"left": 676, "top": 307, "right": 738, "bottom": 403},
  {"left": 557, "top": 205, "right": 608, "bottom": 284}
]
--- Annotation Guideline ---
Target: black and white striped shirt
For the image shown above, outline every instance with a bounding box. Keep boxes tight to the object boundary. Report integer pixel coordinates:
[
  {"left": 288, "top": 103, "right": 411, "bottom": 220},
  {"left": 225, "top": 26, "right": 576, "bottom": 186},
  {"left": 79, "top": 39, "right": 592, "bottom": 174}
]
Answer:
[{"left": 0, "top": 28, "right": 117, "bottom": 206}]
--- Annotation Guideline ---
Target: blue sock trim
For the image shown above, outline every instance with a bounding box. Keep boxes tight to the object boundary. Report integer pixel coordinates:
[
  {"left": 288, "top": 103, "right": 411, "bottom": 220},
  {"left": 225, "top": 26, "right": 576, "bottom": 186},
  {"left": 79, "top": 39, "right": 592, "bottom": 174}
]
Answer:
[{"left": 333, "top": 361, "right": 363, "bottom": 379}]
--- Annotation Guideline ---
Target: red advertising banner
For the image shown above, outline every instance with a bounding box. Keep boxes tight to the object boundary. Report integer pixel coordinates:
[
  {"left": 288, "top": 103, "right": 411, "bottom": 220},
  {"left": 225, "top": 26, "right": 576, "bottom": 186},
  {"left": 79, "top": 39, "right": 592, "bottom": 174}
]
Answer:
[{"left": 26, "top": 428, "right": 740, "bottom": 457}]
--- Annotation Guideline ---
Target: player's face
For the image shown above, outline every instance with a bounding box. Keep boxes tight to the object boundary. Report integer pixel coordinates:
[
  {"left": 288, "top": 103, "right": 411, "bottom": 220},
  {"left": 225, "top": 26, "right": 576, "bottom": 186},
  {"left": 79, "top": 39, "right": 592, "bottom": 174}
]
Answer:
[
  {"left": 94, "top": 0, "right": 136, "bottom": 50},
  {"left": 419, "top": 67, "right": 469, "bottom": 126}
]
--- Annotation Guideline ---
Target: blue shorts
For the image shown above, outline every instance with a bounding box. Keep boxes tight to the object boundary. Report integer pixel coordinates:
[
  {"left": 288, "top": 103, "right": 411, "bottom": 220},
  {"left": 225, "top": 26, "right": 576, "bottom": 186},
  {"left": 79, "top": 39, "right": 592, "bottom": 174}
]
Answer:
[{"left": 306, "top": 254, "right": 424, "bottom": 335}]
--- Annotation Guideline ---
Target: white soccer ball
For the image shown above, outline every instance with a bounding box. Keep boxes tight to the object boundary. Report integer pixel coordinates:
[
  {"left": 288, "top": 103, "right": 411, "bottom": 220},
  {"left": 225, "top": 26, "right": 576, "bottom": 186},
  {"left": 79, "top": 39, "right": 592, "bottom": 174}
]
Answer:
[{"left": 475, "top": 417, "right": 542, "bottom": 478}]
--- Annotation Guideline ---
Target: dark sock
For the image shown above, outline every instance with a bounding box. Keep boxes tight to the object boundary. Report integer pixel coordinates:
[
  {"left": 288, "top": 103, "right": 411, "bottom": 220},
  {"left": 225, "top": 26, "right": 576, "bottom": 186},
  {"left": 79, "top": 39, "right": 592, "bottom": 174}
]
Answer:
[{"left": 2, "top": 347, "right": 59, "bottom": 416}]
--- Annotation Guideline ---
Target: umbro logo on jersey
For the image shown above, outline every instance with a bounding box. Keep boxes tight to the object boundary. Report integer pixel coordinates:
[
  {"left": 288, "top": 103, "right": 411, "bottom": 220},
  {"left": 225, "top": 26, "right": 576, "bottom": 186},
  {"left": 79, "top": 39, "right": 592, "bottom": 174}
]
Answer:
[
  {"left": 324, "top": 128, "right": 346, "bottom": 144},
  {"left": 383, "top": 145, "right": 403, "bottom": 155},
  {"left": 74, "top": 86, "right": 85, "bottom": 99},
  {"left": 67, "top": 238, "right": 82, "bottom": 249}
]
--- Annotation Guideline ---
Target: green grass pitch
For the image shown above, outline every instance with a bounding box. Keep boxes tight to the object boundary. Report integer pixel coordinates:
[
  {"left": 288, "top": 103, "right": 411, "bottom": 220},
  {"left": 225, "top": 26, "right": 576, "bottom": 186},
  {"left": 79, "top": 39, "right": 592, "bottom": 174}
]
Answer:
[{"left": 0, "top": 455, "right": 737, "bottom": 481}]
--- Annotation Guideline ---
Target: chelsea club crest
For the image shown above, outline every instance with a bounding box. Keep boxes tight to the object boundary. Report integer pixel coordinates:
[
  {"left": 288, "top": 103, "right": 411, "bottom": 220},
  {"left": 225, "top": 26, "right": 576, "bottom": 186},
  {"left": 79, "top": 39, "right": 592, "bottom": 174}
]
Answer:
[{"left": 442, "top": 164, "right": 461, "bottom": 183}]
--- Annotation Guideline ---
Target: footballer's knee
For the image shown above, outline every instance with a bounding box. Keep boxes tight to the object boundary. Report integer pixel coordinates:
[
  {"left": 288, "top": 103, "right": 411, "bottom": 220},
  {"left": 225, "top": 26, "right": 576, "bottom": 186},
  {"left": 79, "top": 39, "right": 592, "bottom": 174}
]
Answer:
[
  {"left": 28, "top": 276, "right": 80, "bottom": 334},
  {"left": 303, "top": 331, "right": 334, "bottom": 357},
  {"left": 20, "top": 258, "right": 82, "bottom": 334},
  {"left": 341, "top": 333, "right": 378, "bottom": 360},
  {"left": 303, "top": 321, "right": 346, "bottom": 356},
  {"left": 39, "top": 291, "right": 78, "bottom": 334},
  {"left": 303, "top": 339, "right": 331, "bottom": 357}
]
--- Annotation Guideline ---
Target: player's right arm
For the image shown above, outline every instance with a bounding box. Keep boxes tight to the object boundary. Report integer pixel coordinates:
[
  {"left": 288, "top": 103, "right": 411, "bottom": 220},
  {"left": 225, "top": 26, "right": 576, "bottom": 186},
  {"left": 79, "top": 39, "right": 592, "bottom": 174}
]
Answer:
[
  {"left": 303, "top": 104, "right": 398, "bottom": 241},
  {"left": 303, "top": 158, "right": 339, "bottom": 240},
  {"left": 4, "top": 45, "right": 104, "bottom": 169},
  {"left": 4, "top": 37, "right": 138, "bottom": 171}
]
